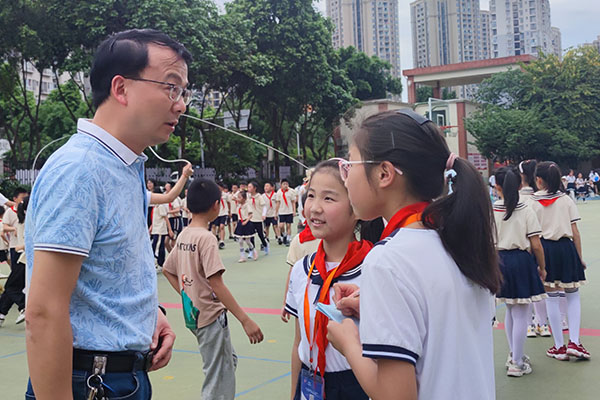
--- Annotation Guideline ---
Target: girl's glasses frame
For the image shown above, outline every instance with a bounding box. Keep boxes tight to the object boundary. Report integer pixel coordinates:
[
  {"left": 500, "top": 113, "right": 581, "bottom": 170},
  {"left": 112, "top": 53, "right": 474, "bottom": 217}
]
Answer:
[{"left": 330, "top": 157, "right": 403, "bottom": 181}]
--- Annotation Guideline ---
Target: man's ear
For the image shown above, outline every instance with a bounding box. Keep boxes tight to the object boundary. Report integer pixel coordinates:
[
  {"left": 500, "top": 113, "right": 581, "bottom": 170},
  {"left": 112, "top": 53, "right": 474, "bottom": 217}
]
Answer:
[{"left": 111, "top": 75, "right": 128, "bottom": 106}]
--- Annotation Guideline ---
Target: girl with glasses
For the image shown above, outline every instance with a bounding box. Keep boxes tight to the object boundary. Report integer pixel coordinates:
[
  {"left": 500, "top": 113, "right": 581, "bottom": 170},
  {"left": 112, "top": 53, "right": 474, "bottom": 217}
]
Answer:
[{"left": 327, "top": 109, "right": 501, "bottom": 400}]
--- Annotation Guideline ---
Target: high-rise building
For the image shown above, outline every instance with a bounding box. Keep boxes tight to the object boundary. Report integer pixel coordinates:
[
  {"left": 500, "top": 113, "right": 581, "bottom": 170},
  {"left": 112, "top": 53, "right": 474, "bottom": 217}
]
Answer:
[
  {"left": 489, "top": 0, "right": 561, "bottom": 58},
  {"left": 410, "top": 0, "right": 483, "bottom": 68},
  {"left": 480, "top": 10, "right": 492, "bottom": 60},
  {"left": 327, "top": 0, "right": 402, "bottom": 77}
]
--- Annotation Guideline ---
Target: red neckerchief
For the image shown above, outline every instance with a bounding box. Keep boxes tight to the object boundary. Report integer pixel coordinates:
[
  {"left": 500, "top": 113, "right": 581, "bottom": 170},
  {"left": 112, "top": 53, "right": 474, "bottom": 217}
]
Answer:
[
  {"left": 252, "top": 195, "right": 256, "bottom": 208},
  {"left": 221, "top": 197, "right": 225, "bottom": 208},
  {"left": 304, "top": 239, "right": 373, "bottom": 378},
  {"left": 299, "top": 224, "right": 316, "bottom": 243},
  {"left": 380, "top": 202, "right": 429, "bottom": 240},
  {"left": 282, "top": 189, "right": 289, "bottom": 207},
  {"left": 10, "top": 206, "right": 17, "bottom": 213},
  {"left": 537, "top": 198, "right": 560, "bottom": 207},
  {"left": 238, "top": 208, "right": 242, "bottom": 220},
  {"left": 266, "top": 191, "right": 275, "bottom": 208}
]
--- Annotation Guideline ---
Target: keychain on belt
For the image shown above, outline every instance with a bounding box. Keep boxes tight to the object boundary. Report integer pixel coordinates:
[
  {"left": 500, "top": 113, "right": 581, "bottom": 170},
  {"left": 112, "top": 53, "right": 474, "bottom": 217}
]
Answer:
[{"left": 87, "top": 355, "right": 107, "bottom": 400}]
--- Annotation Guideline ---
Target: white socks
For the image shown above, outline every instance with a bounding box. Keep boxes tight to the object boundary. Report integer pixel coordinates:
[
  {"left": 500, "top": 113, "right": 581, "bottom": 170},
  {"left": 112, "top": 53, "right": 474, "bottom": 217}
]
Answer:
[
  {"left": 546, "top": 292, "right": 564, "bottom": 348},
  {"left": 566, "top": 290, "right": 582, "bottom": 345},
  {"left": 533, "top": 300, "right": 548, "bottom": 326},
  {"left": 507, "top": 304, "right": 530, "bottom": 365}
]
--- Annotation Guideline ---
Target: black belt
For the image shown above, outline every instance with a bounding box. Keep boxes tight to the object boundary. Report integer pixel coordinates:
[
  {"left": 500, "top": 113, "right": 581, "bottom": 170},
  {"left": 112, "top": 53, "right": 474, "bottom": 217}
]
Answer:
[{"left": 73, "top": 348, "right": 152, "bottom": 373}]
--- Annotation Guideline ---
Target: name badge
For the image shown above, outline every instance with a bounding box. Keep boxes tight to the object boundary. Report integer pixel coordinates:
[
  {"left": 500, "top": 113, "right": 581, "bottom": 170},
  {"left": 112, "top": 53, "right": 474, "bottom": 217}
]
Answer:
[{"left": 300, "top": 368, "right": 324, "bottom": 400}]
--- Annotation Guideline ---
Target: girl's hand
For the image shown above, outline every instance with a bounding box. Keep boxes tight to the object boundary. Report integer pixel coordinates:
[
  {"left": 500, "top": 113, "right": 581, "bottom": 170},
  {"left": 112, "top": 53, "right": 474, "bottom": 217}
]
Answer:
[
  {"left": 327, "top": 319, "right": 360, "bottom": 355},
  {"left": 582, "top": 260, "right": 587, "bottom": 270},
  {"left": 538, "top": 267, "right": 547, "bottom": 281},
  {"left": 333, "top": 283, "right": 360, "bottom": 318}
]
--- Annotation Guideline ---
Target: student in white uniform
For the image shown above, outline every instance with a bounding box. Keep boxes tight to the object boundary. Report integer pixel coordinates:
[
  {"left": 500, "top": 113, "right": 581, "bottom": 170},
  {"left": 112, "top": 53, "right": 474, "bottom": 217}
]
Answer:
[
  {"left": 233, "top": 190, "right": 256, "bottom": 262},
  {"left": 285, "top": 160, "right": 372, "bottom": 400},
  {"left": 181, "top": 188, "right": 190, "bottom": 227},
  {"left": 263, "top": 182, "right": 280, "bottom": 241},
  {"left": 493, "top": 166, "right": 547, "bottom": 377},
  {"left": 327, "top": 109, "right": 501, "bottom": 400},
  {"left": 276, "top": 179, "right": 297, "bottom": 246},
  {"left": 519, "top": 159, "right": 552, "bottom": 338},
  {"left": 531, "top": 161, "right": 590, "bottom": 360},
  {"left": 212, "top": 184, "right": 230, "bottom": 250},
  {"left": 151, "top": 202, "right": 173, "bottom": 269},
  {"left": 247, "top": 182, "right": 269, "bottom": 255},
  {"left": 229, "top": 185, "right": 240, "bottom": 237}
]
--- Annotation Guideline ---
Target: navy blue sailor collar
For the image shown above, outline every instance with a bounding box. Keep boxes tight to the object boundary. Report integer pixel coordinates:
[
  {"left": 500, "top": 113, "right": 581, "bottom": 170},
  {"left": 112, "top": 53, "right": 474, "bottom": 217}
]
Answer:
[{"left": 77, "top": 119, "right": 147, "bottom": 166}]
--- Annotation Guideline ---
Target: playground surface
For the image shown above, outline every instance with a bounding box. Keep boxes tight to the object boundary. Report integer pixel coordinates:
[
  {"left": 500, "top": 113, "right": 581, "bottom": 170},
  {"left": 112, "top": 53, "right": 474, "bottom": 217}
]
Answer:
[{"left": 1, "top": 200, "right": 599, "bottom": 399}]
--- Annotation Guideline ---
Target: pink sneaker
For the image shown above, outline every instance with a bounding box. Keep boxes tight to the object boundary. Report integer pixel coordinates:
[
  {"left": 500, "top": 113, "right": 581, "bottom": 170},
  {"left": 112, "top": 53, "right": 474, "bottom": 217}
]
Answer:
[
  {"left": 567, "top": 341, "right": 591, "bottom": 360},
  {"left": 546, "top": 345, "right": 569, "bottom": 361}
]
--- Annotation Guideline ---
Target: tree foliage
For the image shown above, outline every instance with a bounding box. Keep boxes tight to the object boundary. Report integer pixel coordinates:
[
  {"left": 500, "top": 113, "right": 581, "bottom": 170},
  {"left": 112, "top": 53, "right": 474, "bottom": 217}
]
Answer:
[{"left": 466, "top": 47, "right": 600, "bottom": 166}]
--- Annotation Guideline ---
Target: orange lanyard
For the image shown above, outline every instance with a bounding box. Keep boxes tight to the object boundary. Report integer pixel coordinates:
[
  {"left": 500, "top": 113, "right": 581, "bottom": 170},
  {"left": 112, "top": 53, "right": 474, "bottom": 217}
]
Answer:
[{"left": 303, "top": 257, "right": 339, "bottom": 369}]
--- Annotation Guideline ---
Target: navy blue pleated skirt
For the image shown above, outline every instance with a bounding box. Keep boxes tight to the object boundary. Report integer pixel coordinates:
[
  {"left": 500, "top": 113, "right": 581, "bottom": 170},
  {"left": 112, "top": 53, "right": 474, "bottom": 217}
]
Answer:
[
  {"left": 234, "top": 221, "right": 255, "bottom": 239},
  {"left": 541, "top": 237, "right": 586, "bottom": 288},
  {"left": 497, "top": 249, "right": 546, "bottom": 304}
]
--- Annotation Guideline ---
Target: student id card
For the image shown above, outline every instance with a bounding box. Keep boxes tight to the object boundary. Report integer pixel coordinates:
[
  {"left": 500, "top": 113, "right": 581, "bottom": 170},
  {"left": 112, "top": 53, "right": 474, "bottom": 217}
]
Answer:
[{"left": 300, "top": 369, "right": 324, "bottom": 400}]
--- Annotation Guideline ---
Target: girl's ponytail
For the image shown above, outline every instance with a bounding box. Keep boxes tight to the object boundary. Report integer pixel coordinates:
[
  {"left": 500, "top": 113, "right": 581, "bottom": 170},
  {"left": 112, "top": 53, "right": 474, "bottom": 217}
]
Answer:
[
  {"left": 536, "top": 161, "right": 562, "bottom": 194},
  {"left": 518, "top": 159, "right": 537, "bottom": 191},
  {"left": 422, "top": 158, "right": 501, "bottom": 294},
  {"left": 494, "top": 166, "right": 520, "bottom": 220},
  {"left": 356, "top": 110, "right": 501, "bottom": 294}
]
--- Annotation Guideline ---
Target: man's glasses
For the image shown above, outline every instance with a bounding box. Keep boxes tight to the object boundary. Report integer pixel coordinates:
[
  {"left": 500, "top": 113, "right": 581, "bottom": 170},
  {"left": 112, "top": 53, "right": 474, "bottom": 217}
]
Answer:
[
  {"left": 330, "top": 158, "right": 403, "bottom": 182},
  {"left": 123, "top": 77, "right": 193, "bottom": 105}
]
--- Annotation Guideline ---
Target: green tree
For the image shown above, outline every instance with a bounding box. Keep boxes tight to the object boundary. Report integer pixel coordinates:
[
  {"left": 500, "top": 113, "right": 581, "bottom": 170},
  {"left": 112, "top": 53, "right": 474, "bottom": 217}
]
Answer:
[
  {"left": 415, "top": 86, "right": 457, "bottom": 103},
  {"left": 338, "top": 46, "right": 402, "bottom": 100}
]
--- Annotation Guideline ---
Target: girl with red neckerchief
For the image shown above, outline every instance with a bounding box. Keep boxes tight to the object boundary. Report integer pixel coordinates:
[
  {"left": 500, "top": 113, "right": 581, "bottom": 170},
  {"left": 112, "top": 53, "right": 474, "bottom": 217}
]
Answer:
[
  {"left": 327, "top": 109, "right": 501, "bottom": 400},
  {"left": 530, "top": 162, "right": 590, "bottom": 361},
  {"left": 284, "top": 159, "right": 372, "bottom": 400}
]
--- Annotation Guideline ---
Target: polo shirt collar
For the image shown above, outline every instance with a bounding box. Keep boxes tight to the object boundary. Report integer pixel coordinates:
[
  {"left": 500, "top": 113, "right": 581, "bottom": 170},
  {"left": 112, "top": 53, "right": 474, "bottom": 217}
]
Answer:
[{"left": 77, "top": 119, "right": 144, "bottom": 166}]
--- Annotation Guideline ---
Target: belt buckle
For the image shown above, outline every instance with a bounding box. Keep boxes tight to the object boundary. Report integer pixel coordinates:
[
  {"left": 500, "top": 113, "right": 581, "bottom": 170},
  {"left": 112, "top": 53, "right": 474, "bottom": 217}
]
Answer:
[
  {"left": 144, "top": 351, "right": 153, "bottom": 371},
  {"left": 92, "top": 355, "right": 108, "bottom": 375}
]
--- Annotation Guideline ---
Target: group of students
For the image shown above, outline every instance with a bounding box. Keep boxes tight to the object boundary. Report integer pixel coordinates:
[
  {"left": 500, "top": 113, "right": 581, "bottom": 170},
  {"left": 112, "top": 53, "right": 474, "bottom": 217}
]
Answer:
[
  {"left": 493, "top": 159, "right": 589, "bottom": 379},
  {"left": 563, "top": 169, "right": 600, "bottom": 201},
  {"left": 159, "top": 109, "right": 590, "bottom": 400},
  {"left": 147, "top": 176, "right": 301, "bottom": 268},
  {"left": 0, "top": 188, "right": 29, "bottom": 328}
]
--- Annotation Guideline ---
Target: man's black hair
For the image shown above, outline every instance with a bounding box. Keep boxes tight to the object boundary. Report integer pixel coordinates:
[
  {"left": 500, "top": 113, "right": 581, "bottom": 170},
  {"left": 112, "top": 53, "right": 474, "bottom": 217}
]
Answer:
[
  {"left": 187, "top": 179, "right": 221, "bottom": 214},
  {"left": 12, "top": 187, "right": 28, "bottom": 200},
  {"left": 90, "top": 29, "right": 192, "bottom": 108}
]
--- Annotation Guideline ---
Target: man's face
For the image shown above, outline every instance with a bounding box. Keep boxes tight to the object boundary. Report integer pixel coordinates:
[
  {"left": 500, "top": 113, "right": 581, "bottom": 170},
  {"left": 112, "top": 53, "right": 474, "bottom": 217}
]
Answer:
[{"left": 126, "top": 44, "right": 189, "bottom": 147}]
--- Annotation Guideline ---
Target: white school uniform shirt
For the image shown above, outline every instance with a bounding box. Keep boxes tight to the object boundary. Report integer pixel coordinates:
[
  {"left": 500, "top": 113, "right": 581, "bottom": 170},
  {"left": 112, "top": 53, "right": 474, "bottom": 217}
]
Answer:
[
  {"left": 168, "top": 197, "right": 182, "bottom": 217},
  {"left": 360, "top": 228, "right": 495, "bottom": 400},
  {"left": 180, "top": 198, "right": 189, "bottom": 219},
  {"left": 262, "top": 191, "right": 277, "bottom": 218},
  {"left": 276, "top": 188, "right": 296, "bottom": 215},
  {"left": 229, "top": 192, "right": 239, "bottom": 215},
  {"left": 0, "top": 220, "right": 7, "bottom": 251},
  {"left": 151, "top": 204, "right": 169, "bottom": 235},
  {"left": 248, "top": 193, "right": 265, "bottom": 222},
  {"left": 565, "top": 175, "right": 576, "bottom": 184},
  {"left": 218, "top": 192, "right": 229, "bottom": 217},
  {"left": 518, "top": 186, "right": 535, "bottom": 206},
  {"left": 3, "top": 207, "right": 18, "bottom": 248},
  {"left": 285, "top": 253, "right": 363, "bottom": 372},
  {"left": 493, "top": 200, "right": 541, "bottom": 251},
  {"left": 530, "top": 190, "right": 580, "bottom": 241}
]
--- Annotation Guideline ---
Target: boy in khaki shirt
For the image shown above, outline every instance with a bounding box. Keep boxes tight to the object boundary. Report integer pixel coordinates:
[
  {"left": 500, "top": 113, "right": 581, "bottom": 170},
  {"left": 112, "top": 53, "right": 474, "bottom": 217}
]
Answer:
[{"left": 163, "top": 179, "right": 263, "bottom": 400}]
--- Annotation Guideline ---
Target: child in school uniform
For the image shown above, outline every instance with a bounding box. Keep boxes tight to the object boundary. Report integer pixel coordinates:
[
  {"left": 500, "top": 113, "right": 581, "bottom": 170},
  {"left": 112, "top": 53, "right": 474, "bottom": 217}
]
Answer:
[
  {"left": 285, "top": 159, "right": 372, "bottom": 400},
  {"left": 162, "top": 179, "right": 263, "bottom": 400},
  {"left": 247, "top": 182, "right": 269, "bottom": 255},
  {"left": 276, "top": 178, "right": 297, "bottom": 246},
  {"left": 229, "top": 184, "right": 240, "bottom": 236},
  {"left": 493, "top": 167, "right": 547, "bottom": 377},
  {"left": 213, "top": 184, "right": 230, "bottom": 250},
  {"left": 263, "top": 182, "right": 280, "bottom": 241},
  {"left": 519, "top": 159, "right": 553, "bottom": 338},
  {"left": 150, "top": 202, "right": 173, "bottom": 270},
  {"left": 327, "top": 109, "right": 501, "bottom": 399},
  {"left": 181, "top": 188, "right": 190, "bottom": 227},
  {"left": 234, "top": 190, "right": 257, "bottom": 262},
  {"left": 530, "top": 161, "right": 590, "bottom": 360}
]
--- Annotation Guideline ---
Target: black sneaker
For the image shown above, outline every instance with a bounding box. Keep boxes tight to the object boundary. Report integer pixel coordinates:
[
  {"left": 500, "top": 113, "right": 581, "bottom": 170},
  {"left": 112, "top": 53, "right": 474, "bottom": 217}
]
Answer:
[
  {"left": 260, "top": 244, "right": 265, "bottom": 251},
  {"left": 277, "top": 237, "right": 283, "bottom": 245},
  {"left": 219, "top": 241, "right": 225, "bottom": 249}
]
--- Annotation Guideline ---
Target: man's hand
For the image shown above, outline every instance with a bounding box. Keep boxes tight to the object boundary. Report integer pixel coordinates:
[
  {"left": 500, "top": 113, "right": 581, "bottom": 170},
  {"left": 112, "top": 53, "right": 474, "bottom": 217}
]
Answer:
[
  {"left": 281, "top": 307, "right": 291, "bottom": 323},
  {"left": 182, "top": 162, "right": 193, "bottom": 178},
  {"left": 242, "top": 317, "right": 264, "bottom": 344},
  {"left": 149, "top": 311, "right": 176, "bottom": 371}
]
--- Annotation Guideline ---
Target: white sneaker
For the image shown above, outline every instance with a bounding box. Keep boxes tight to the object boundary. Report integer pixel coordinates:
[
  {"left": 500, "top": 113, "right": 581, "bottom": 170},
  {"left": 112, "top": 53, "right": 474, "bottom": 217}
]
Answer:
[
  {"left": 527, "top": 324, "right": 537, "bottom": 338},
  {"left": 562, "top": 318, "right": 568, "bottom": 331},
  {"left": 505, "top": 353, "right": 532, "bottom": 368},
  {"left": 536, "top": 324, "right": 551, "bottom": 337},
  {"left": 0, "top": 314, "right": 5, "bottom": 328},
  {"left": 237, "top": 257, "right": 247, "bottom": 263},
  {"left": 507, "top": 360, "right": 532, "bottom": 377},
  {"left": 15, "top": 310, "right": 25, "bottom": 324},
  {"left": 252, "top": 249, "right": 258, "bottom": 260}
]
